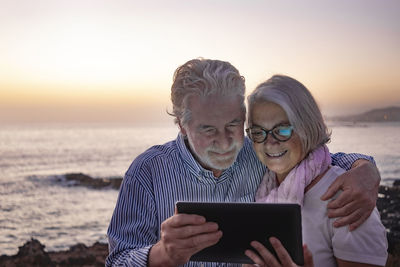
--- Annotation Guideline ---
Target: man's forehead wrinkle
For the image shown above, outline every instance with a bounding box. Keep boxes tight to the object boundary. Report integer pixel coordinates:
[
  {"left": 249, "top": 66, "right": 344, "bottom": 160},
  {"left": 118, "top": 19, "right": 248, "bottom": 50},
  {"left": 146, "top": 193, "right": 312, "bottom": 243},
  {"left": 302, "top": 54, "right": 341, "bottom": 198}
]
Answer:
[{"left": 197, "top": 118, "right": 243, "bottom": 131}]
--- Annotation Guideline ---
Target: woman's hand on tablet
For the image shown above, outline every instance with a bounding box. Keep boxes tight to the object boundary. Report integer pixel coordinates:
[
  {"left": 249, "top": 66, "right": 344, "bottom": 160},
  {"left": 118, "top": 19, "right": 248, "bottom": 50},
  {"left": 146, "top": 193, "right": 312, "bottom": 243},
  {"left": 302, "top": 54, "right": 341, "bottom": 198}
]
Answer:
[{"left": 243, "top": 237, "right": 314, "bottom": 267}]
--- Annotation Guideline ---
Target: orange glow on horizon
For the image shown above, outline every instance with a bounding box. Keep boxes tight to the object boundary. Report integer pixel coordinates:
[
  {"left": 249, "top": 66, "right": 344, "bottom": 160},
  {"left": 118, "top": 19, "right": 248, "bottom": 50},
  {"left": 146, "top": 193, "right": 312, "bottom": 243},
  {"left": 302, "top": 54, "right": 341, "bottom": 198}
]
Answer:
[{"left": 0, "top": 0, "right": 399, "bottom": 123}]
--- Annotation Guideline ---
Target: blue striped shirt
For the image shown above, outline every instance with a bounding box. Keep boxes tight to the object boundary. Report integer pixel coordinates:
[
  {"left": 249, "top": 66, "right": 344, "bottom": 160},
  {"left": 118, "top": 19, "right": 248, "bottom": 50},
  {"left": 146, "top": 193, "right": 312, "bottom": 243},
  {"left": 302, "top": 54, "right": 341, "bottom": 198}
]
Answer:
[{"left": 106, "top": 134, "right": 374, "bottom": 267}]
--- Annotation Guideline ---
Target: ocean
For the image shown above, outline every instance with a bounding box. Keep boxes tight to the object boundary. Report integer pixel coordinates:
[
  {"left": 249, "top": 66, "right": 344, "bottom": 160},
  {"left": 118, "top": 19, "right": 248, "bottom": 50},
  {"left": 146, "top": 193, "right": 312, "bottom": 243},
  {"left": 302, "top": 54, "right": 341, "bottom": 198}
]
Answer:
[{"left": 1, "top": 122, "right": 399, "bottom": 255}]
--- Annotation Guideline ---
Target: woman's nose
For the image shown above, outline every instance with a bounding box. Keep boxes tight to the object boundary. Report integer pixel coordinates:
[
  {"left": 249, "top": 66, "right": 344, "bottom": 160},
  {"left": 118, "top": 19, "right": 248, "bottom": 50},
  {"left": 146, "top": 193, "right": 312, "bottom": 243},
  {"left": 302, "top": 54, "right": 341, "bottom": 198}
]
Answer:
[{"left": 264, "top": 132, "right": 279, "bottom": 145}]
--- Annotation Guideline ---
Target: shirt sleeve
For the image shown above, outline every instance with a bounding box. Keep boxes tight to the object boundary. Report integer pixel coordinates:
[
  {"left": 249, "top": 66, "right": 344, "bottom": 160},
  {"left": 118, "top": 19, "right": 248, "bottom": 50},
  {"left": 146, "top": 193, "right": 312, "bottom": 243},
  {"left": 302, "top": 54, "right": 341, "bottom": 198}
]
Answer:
[
  {"left": 330, "top": 152, "right": 376, "bottom": 171},
  {"left": 331, "top": 208, "right": 388, "bottom": 266},
  {"left": 106, "top": 169, "right": 158, "bottom": 267}
]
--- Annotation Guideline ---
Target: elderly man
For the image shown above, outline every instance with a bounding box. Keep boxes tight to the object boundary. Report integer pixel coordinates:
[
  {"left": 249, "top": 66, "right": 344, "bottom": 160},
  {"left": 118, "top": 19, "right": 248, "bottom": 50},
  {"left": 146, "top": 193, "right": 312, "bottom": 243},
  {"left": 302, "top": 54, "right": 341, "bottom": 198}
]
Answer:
[{"left": 106, "top": 58, "right": 380, "bottom": 267}]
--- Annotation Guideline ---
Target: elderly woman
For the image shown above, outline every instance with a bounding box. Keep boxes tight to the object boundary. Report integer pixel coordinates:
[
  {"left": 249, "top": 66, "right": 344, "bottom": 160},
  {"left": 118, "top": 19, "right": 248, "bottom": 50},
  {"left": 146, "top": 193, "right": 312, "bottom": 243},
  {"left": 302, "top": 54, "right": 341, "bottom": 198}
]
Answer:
[{"left": 244, "top": 75, "right": 387, "bottom": 267}]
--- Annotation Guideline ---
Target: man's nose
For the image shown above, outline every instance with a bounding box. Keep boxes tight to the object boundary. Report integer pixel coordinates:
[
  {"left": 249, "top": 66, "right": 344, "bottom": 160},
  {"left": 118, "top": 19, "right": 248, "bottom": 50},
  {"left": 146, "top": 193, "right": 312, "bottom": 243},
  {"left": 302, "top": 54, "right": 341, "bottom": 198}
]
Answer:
[{"left": 215, "top": 130, "right": 232, "bottom": 150}]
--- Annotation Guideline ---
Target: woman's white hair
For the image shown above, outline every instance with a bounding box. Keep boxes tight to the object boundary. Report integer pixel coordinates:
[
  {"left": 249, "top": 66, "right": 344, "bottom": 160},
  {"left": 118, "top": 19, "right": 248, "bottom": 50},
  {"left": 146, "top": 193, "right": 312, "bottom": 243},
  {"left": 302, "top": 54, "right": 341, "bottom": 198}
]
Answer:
[
  {"left": 247, "top": 75, "right": 331, "bottom": 154},
  {"left": 170, "top": 58, "right": 246, "bottom": 125}
]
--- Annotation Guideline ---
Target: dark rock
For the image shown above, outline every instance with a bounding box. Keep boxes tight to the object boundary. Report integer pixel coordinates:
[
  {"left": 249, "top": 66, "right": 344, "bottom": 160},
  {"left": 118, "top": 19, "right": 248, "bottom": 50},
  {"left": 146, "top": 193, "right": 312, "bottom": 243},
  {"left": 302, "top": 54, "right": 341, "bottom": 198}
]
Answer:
[
  {"left": 0, "top": 239, "right": 108, "bottom": 267},
  {"left": 49, "top": 241, "right": 108, "bottom": 266},
  {"left": 63, "top": 173, "right": 122, "bottom": 190},
  {"left": 393, "top": 180, "right": 400, "bottom": 187},
  {"left": 377, "top": 184, "right": 400, "bottom": 258},
  {"left": 0, "top": 239, "right": 53, "bottom": 267}
]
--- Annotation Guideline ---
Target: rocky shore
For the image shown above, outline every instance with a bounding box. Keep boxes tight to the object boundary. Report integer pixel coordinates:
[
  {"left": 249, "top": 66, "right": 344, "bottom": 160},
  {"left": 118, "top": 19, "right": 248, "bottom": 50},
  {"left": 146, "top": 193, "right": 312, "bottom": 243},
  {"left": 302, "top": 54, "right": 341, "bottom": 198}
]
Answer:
[
  {"left": 1, "top": 173, "right": 399, "bottom": 266},
  {"left": 55, "top": 173, "right": 123, "bottom": 190},
  {"left": 0, "top": 239, "right": 108, "bottom": 267},
  {"left": 377, "top": 180, "right": 400, "bottom": 266}
]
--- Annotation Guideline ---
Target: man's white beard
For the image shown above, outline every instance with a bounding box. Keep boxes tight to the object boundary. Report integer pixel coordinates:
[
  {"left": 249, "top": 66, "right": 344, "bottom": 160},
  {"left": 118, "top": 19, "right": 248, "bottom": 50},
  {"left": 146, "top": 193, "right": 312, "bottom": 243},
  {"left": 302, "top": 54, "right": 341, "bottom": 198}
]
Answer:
[{"left": 187, "top": 137, "right": 242, "bottom": 171}]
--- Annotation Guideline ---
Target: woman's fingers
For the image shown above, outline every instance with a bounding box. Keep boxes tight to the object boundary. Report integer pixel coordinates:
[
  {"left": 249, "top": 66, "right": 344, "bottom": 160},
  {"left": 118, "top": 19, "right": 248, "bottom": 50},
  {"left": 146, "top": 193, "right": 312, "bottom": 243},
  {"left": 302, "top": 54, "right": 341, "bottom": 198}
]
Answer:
[
  {"left": 269, "top": 237, "right": 296, "bottom": 267},
  {"left": 244, "top": 248, "right": 266, "bottom": 267},
  {"left": 245, "top": 238, "right": 313, "bottom": 267},
  {"left": 247, "top": 240, "right": 282, "bottom": 267},
  {"left": 303, "top": 244, "right": 314, "bottom": 267}
]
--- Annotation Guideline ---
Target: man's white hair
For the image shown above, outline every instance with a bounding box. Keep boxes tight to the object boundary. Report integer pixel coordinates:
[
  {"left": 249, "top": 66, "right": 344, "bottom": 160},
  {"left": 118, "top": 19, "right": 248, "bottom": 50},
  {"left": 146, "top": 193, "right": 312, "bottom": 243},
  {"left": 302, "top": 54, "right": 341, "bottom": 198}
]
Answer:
[{"left": 170, "top": 58, "right": 246, "bottom": 126}]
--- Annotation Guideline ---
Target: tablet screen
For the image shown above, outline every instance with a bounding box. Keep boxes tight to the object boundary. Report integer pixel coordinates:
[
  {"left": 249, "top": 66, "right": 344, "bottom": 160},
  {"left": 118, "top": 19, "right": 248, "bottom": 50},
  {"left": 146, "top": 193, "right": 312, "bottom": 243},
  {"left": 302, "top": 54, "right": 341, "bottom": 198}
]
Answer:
[{"left": 176, "top": 202, "right": 304, "bottom": 265}]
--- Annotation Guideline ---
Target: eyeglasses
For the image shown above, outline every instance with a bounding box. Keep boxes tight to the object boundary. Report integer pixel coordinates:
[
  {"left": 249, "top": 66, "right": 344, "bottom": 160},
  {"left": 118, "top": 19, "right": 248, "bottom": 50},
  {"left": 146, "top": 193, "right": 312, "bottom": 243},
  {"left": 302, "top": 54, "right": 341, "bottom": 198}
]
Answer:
[{"left": 246, "top": 124, "right": 294, "bottom": 143}]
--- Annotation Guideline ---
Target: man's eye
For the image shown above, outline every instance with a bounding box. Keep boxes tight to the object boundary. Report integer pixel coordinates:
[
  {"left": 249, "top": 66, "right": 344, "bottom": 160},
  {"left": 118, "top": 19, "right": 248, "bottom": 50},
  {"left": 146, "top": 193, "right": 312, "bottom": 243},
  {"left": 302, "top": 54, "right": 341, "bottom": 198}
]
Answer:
[{"left": 203, "top": 128, "right": 216, "bottom": 134}]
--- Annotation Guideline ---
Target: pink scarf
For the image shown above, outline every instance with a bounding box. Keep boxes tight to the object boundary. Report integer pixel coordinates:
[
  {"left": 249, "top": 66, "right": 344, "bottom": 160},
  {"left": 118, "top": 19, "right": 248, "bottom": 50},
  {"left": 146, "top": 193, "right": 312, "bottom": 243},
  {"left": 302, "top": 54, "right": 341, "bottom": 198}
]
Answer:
[{"left": 255, "top": 145, "right": 331, "bottom": 207}]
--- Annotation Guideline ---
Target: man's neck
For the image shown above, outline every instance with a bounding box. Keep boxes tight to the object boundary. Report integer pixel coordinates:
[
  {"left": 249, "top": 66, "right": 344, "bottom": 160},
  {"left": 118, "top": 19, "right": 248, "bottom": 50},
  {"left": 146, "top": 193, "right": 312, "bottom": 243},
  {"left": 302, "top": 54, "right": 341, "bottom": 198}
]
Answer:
[{"left": 212, "top": 169, "right": 223, "bottom": 178}]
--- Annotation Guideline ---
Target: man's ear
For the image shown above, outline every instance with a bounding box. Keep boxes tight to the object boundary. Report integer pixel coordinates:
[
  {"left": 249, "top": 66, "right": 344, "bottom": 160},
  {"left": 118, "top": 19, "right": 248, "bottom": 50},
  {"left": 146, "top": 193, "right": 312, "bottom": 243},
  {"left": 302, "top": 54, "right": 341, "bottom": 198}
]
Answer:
[{"left": 178, "top": 119, "right": 187, "bottom": 136}]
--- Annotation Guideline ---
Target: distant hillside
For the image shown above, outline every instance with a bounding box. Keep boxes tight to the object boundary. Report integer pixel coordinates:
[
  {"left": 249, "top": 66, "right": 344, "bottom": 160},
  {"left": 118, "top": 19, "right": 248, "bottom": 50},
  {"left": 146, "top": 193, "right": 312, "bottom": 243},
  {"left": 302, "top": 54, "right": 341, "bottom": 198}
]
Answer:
[{"left": 330, "top": 106, "right": 400, "bottom": 122}]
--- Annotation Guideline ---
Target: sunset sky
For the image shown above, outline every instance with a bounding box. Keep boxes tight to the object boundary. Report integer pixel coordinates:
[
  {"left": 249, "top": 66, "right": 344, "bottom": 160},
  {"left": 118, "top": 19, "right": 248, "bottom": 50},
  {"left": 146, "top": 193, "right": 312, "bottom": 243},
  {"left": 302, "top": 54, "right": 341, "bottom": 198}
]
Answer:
[{"left": 1, "top": 0, "right": 399, "bottom": 124}]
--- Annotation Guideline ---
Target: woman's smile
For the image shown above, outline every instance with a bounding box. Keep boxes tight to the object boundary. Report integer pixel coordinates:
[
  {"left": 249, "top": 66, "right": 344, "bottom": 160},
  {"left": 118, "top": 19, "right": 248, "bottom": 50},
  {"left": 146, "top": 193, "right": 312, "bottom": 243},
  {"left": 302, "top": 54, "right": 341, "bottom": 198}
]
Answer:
[
  {"left": 250, "top": 101, "right": 304, "bottom": 182},
  {"left": 265, "top": 150, "right": 287, "bottom": 158}
]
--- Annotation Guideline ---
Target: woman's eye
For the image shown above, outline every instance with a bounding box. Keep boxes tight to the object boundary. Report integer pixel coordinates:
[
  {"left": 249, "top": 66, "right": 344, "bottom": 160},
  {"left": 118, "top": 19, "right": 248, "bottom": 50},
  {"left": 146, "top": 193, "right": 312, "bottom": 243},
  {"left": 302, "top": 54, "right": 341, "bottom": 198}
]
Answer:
[
  {"left": 252, "top": 131, "right": 263, "bottom": 136},
  {"left": 275, "top": 127, "right": 292, "bottom": 136}
]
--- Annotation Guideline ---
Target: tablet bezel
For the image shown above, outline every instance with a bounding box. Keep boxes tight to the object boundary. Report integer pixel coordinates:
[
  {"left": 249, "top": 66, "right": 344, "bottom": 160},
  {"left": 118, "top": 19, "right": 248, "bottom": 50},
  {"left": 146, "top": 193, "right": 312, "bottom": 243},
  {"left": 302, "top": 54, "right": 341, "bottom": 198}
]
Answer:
[{"left": 176, "top": 201, "right": 304, "bottom": 264}]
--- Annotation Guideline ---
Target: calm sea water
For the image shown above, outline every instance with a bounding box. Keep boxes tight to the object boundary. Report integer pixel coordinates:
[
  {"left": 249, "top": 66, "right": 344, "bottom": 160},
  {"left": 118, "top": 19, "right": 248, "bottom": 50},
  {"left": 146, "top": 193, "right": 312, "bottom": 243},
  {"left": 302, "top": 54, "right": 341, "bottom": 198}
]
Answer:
[{"left": 0, "top": 122, "right": 399, "bottom": 255}]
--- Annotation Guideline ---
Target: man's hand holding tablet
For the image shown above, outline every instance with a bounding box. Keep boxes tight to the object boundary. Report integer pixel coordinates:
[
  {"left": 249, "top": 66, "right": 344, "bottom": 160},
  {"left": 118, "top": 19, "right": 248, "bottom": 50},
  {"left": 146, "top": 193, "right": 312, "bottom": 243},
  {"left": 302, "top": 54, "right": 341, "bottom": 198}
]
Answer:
[{"left": 148, "top": 211, "right": 222, "bottom": 266}]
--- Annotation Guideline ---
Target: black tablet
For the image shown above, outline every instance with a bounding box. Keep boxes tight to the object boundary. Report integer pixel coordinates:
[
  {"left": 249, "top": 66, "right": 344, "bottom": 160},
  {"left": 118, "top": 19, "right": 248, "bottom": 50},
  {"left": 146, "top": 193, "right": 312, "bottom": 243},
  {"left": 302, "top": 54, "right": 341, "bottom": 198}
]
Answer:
[{"left": 176, "top": 201, "right": 304, "bottom": 265}]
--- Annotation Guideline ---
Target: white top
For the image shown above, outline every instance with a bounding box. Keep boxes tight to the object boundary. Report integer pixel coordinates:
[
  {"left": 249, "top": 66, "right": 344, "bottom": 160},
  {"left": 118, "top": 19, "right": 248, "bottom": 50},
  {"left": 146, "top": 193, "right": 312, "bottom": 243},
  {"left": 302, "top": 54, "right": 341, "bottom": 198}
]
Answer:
[{"left": 302, "top": 166, "right": 388, "bottom": 266}]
